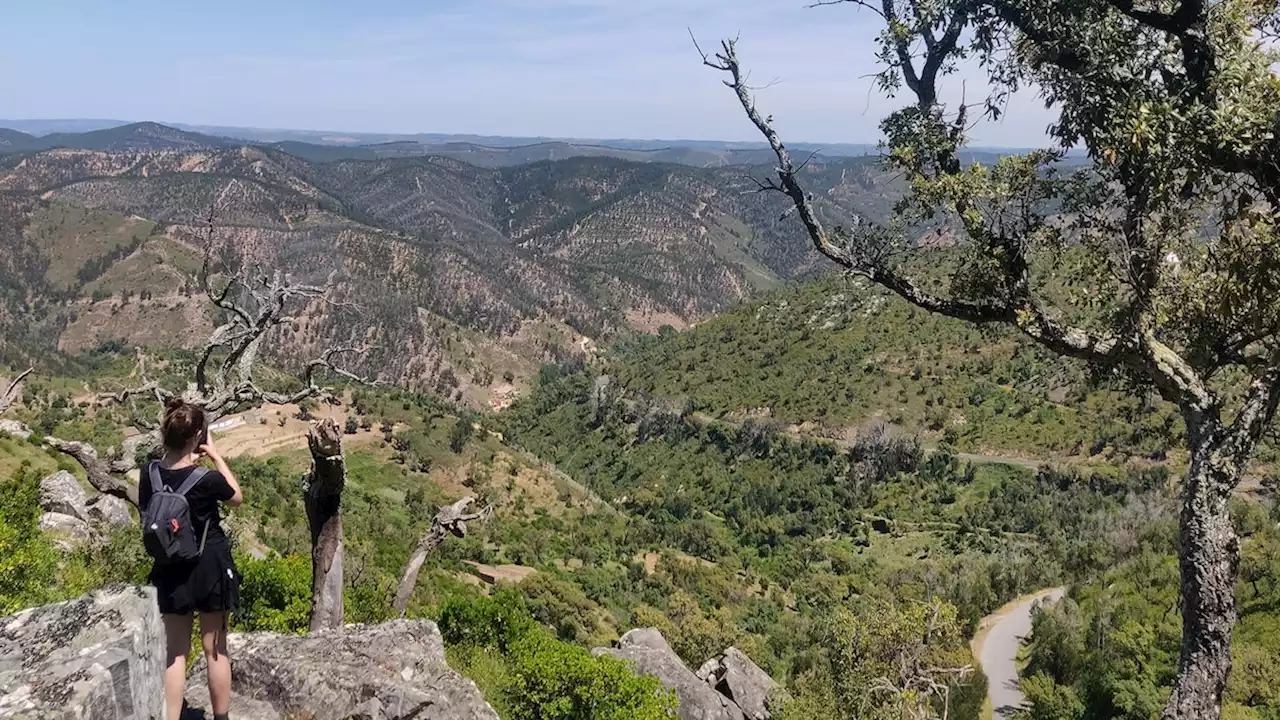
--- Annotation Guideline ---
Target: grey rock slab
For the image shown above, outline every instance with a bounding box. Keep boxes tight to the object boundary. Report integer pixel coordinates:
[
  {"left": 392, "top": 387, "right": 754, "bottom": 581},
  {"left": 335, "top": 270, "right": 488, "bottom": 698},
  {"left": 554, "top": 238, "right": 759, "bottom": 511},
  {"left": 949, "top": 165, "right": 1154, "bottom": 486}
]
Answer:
[
  {"left": 185, "top": 619, "right": 499, "bottom": 720},
  {"left": 86, "top": 494, "right": 134, "bottom": 526},
  {"left": 0, "top": 585, "right": 165, "bottom": 720},
  {"left": 39, "top": 470, "right": 88, "bottom": 521},
  {"left": 596, "top": 628, "right": 745, "bottom": 720},
  {"left": 39, "top": 512, "right": 92, "bottom": 549},
  {"left": 0, "top": 420, "right": 31, "bottom": 440},
  {"left": 697, "top": 647, "right": 780, "bottom": 720}
]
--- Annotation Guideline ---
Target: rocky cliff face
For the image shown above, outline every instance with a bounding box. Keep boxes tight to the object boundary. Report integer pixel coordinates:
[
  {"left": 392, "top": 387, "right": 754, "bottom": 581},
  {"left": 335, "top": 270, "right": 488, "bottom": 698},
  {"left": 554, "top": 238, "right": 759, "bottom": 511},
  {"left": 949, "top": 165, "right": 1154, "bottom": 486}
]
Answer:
[
  {"left": 183, "top": 619, "right": 499, "bottom": 720},
  {"left": 1, "top": 587, "right": 498, "bottom": 720},
  {"left": 0, "top": 585, "right": 165, "bottom": 720},
  {"left": 1, "top": 588, "right": 777, "bottom": 720},
  {"left": 595, "top": 628, "right": 781, "bottom": 720}
]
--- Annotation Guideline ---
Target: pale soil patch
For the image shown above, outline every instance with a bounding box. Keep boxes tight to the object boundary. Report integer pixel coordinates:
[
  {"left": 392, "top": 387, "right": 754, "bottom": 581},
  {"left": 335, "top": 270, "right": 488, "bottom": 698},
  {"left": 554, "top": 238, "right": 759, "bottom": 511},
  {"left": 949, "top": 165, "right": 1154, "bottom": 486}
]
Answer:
[
  {"left": 623, "top": 308, "right": 689, "bottom": 334},
  {"left": 463, "top": 561, "right": 538, "bottom": 585},
  {"left": 213, "top": 399, "right": 384, "bottom": 459},
  {"left": 58, "top": 296, "right": 214, "bottom": 354},
  {"left": 634, "top": 549, "right": 717, "bottom": 575}
]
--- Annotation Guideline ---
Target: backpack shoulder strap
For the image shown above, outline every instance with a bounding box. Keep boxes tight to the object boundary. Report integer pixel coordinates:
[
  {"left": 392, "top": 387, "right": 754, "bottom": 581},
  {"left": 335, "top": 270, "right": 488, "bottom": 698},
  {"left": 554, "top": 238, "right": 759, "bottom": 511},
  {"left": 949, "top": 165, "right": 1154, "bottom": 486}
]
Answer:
[
  {"left": 174, "top": 467, "right": 210, "bottom": 497},
  {"left": 147, "top": 461, "right": 166, "bottom": 494}
]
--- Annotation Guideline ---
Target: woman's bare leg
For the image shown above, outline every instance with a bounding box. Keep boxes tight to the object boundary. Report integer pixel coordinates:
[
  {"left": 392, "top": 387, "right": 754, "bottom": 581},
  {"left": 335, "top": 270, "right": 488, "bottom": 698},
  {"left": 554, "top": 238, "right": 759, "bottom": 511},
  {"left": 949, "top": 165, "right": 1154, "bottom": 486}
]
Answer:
[
  {"left": 200, "top": 611, "right": 232, "bottom": 717},
  {"left": 162, "top": 613, "right": 193, "bottom": 720}
]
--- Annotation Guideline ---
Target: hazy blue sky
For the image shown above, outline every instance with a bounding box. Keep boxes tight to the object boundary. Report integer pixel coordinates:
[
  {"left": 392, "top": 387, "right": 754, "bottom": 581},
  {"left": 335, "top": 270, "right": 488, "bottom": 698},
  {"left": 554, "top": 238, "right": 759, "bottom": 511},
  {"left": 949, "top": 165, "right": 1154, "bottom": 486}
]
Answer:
[{"left": 3, "top": 0, "right": 1056, "bottom": 146}]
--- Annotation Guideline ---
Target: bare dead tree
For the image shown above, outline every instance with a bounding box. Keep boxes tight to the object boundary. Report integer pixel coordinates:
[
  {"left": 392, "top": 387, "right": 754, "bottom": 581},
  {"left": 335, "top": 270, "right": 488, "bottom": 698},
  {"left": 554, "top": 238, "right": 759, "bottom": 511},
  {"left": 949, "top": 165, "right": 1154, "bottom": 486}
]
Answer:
[
  {"left": 38, "top": 196, "right": 377, "bottom": 508},
  {"left": 0, "top": 367, "right": 32, "bottom": 415},
  {"left": 392, "top": 496, "right": 492, "bottom": 616},
  {"left": 305, "top": 418, "right": 346, "bottom": 632}
]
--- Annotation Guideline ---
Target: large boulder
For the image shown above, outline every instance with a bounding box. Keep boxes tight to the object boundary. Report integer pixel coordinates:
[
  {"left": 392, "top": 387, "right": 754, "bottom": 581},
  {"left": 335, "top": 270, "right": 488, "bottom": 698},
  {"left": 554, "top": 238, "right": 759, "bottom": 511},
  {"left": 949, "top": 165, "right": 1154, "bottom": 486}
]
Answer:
[
  {"left": 86, "top": 495, "right": 133, "bottom": 527},
  {"left": 118, "top": 435, "right": 156, "bottom": 468},
  {"left": 0, "top": 420, "right": 31, "bottom": 440},
  {"left": 39, "top": 512, "right": 93, "bottom": 549},
  {"left": 183, "top": 619, "right": 498, "bottom": 720},
  {"left": 0, "top": 585, "right": 165, "bottom": 720},
  {"left": 39, "top": 471, "right": 88, "bottom": 521},
  {"left": 595, "top": 628, "right": 745, "bottom": 720},
  {"left": 696, "top": 648, "right": 781, "bottom": 720}
]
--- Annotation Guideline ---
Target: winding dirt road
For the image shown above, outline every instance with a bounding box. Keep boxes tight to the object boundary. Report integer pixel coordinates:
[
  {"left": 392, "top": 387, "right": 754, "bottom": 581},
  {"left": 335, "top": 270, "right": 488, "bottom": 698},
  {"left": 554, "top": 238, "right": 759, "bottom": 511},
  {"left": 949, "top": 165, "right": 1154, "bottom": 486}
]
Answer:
[{"left": 972, "top": 587, "right": 1066, "bottom": 719}]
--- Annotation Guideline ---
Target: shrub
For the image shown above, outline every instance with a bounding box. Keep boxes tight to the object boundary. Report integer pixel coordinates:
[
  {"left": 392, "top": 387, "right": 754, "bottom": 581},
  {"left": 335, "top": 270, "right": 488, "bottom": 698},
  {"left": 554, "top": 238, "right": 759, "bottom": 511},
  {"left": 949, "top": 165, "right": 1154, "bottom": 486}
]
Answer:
[
  {"left": 438, "top": 590, "right": 535, "bottom": 652},
  {"left": 0, "top": 463, "right": 58, "bottom": 614},
  {"left": 506, "top": 632, "right": 678, "bottom": 720},
  {"left": 235, "top": 554, "right": 311, "bottom": 633}
]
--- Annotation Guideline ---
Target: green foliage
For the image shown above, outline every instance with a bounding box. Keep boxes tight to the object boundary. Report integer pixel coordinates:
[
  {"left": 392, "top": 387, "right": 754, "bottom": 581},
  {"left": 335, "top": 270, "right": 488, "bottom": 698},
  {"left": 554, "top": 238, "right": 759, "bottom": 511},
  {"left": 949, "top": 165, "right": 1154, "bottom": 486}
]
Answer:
[
  {"left": 778, "top": 597, "right": 984, "bottom": 720},
  {"left": 0, "top": 462, "right": 58, "bottom": 614},
  {"left": 234, "top": 554, "right": 312, "bottom": 633},
  {"left": 440, "top": 592, "right": 677, "bottom": 720},
  {"left": 55, "top": 526, "right": 150, "bottom": 597},
  {"left": 1020, "top": 525, "right": 1280, "bottom": 720},
  {"left": 439, "top": 590, "right": 537, "bottom": 652},
  {"left": 450, "top": 417, "right": 473, "bottom": 453},
  {"left": 612, "top": 273, "right": 1187, "bottom": 461},
  {"left": 506, "top": 632, "right": 677, "bottom": 720}
]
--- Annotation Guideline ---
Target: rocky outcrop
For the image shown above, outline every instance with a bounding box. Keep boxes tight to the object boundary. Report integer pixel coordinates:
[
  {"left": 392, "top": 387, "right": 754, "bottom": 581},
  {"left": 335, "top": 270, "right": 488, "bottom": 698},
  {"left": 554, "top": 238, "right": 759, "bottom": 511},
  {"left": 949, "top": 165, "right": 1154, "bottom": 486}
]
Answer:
[
  {"left": 595, "top": 629, "right": 781, "bottom": 720},
  {"left": 696, "top": 648, "right": 781, "bottom": 720},
  {"left": 596, "top": 628, "right": 745, "bottom": 720},
  {"left": 0, "top": 420, "right": 31, "bottom": 440},
  {"left": 39, "top": 471, "right": 88, "bottom": 521},
  {"left": 38, "top": 512, "right": 93, "bottom": 549},
  {"left": 86, "top": 494, "right": 133, "bottom": 527},
  {"left": 0, "top": 585, "right": 164, "bottom": 720},
  {"left": 183, "top": 619, "right": 499, "bottom": 720},
  {"left": 36, "top": 471, "right": 133, "bottom": 547}
]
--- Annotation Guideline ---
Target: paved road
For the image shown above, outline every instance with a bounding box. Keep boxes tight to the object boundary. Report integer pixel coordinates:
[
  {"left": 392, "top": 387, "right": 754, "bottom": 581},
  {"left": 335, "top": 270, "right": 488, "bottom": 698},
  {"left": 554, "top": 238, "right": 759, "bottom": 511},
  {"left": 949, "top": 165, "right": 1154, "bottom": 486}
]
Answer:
[{"left": 978, "top": 587, "right": 1066, "bottom": 718}]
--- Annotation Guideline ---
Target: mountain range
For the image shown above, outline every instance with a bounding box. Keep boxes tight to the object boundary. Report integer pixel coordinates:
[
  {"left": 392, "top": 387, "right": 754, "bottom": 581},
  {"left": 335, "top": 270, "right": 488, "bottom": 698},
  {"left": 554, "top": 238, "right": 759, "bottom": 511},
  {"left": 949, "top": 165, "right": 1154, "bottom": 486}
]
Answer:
[
  {"left": 0, "top": 117, "right": 885, "bottom": 156},
  {"left": 0, "top": 125, "right": 907, "bottom": 407},
  {"left": 0, "top": 119, "right": 1071, "bottom": 166}
]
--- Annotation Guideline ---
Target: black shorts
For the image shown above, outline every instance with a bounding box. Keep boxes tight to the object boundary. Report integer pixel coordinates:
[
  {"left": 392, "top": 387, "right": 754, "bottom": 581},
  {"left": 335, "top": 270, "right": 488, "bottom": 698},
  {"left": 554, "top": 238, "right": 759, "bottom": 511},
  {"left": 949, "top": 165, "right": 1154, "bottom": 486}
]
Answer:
[{"left": 150, "top": 537, "right": 241, "bottom": 616}]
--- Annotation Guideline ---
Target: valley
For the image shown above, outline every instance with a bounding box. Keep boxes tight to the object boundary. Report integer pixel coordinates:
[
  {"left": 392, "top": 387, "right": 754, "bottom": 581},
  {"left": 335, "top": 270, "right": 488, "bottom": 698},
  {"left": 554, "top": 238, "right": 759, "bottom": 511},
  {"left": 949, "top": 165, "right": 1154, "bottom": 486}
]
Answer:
[{"left": 0, "top": 119, "right": 1278, "bottom": 720}]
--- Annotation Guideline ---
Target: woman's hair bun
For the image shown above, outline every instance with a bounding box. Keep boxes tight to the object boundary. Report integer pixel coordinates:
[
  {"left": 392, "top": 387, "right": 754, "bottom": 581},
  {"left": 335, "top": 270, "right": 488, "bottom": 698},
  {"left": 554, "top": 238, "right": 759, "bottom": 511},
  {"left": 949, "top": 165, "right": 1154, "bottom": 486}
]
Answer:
[{"left": 160, "top": 396, "right": 205, "bottom": 450}]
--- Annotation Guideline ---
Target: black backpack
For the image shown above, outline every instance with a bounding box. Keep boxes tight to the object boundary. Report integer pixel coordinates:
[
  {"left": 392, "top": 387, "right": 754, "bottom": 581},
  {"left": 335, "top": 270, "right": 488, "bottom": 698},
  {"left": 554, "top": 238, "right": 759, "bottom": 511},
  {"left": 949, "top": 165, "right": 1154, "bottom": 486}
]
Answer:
[{"left": 141, "top": 462, "right": 210, "bottom": 565}]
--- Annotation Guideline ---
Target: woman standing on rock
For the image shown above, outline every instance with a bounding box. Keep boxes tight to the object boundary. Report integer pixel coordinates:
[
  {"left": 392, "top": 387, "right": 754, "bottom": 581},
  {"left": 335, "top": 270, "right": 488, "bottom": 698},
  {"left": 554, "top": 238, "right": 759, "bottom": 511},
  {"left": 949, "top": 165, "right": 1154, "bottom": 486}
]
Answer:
[{"left": 140, "top": 398, "right": 243, "bottom": 720}]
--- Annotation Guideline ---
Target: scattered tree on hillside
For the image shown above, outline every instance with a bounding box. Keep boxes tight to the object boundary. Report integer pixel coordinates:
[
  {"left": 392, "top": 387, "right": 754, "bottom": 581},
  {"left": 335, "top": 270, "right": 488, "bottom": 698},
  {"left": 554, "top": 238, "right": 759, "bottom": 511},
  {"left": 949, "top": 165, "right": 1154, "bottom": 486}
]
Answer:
[
  {"left": 392, "top": 496, "right": 492, "bottom": 616},
  {"left": 701, "top": 2, "right": 1280, "bottom": 717},
  {"left": 449, "top": 417, "right": 473, "bottom": 453}
]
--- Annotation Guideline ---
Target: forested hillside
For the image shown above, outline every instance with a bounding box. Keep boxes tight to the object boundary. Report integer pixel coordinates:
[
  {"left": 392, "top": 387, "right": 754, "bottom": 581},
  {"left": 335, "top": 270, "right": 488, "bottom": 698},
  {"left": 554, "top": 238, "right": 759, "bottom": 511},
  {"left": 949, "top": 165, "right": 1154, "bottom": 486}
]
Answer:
[
  {"left": 613, "top": 274, "right": 1205, "bottom": 464},
  {"left": 0, "top": 142, "right": 899, "bottom": 409}
]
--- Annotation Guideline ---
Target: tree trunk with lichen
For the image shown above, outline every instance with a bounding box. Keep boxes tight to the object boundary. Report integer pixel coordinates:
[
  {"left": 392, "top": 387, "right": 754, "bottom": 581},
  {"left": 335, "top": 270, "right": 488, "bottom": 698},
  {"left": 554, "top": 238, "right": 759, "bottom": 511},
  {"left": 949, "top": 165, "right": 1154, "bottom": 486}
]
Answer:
[
  {"left": 1164, "top": 419, "right": 1242, "bottom": 720},
  {"left": 305, "top": 418, "right": 346, "bottom": 633}
]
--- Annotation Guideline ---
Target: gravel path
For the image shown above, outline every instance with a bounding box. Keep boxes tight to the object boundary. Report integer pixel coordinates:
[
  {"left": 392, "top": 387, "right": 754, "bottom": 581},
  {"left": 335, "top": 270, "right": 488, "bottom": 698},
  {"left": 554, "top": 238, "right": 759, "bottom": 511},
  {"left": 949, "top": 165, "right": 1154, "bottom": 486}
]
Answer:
[{"left": 976, "top": 587, "right": 1066, "bottom": 718}]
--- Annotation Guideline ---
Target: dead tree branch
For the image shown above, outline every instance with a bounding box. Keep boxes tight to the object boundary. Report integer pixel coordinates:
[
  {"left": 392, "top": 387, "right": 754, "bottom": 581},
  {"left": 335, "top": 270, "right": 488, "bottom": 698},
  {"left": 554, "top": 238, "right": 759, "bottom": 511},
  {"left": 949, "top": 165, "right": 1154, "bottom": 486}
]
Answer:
[
  {"left": 42, "top": 436, "right": 140, "bottom": 507},
  {"left": 697, "top": 35, "right": 1213, "bottom": 414},
  {"left": 393, "top": 496, "right": 493, "bottom": 616},
  {"left": 0, "top": 367, "right": 33, "bottom": 415}
]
